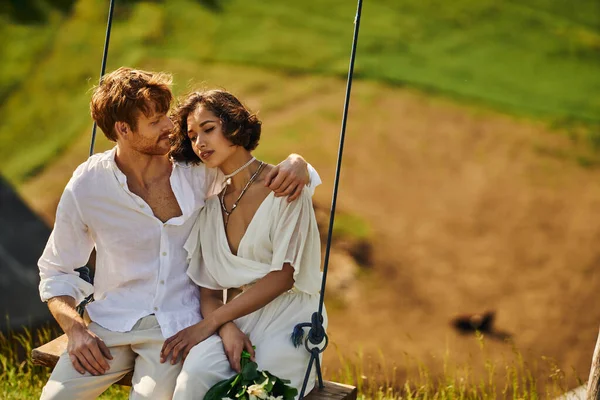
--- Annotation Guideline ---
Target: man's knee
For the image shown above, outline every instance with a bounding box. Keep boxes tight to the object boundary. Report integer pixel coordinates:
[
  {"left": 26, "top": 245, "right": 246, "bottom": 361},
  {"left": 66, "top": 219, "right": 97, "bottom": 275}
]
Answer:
[
  {"left": 40, "top": 381, "right": 81, "bottom": 400},
  {"left": 129, "top": 366, "right": 182, "bottom": 400}
]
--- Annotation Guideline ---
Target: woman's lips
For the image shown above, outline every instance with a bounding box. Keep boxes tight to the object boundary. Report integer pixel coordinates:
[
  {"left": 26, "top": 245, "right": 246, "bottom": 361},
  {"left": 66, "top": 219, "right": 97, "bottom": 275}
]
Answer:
[{"left": 200, "top": 150, "right": 214, "bottom": 160}]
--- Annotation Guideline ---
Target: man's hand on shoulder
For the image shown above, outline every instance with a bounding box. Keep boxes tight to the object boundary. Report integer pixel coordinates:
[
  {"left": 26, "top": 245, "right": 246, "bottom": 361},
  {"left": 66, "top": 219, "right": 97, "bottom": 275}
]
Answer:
[
  {"left": 218, "top": 322, "right": 255, "bottom": 373},
  {"left": 264, "top": 154, "right": 309, "bottom": 202}
]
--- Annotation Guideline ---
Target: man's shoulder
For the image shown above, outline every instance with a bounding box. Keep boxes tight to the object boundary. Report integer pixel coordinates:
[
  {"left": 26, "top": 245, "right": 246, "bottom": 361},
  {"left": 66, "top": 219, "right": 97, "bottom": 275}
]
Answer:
[{"left": 68, "top": 149, "right": 115, "bottom": 189}]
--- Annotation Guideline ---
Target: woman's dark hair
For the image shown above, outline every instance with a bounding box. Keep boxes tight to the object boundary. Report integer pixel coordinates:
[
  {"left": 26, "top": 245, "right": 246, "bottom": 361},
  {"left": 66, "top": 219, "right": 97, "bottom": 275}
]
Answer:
[{"left": 169, "top": 89, "right": 261, "bottom": 164}]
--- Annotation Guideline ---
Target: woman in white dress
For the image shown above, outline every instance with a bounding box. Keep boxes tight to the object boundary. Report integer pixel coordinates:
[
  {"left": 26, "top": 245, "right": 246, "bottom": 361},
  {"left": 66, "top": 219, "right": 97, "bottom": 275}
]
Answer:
[{"left": 162, "top": 90, "right": 326, "bottom": 399}]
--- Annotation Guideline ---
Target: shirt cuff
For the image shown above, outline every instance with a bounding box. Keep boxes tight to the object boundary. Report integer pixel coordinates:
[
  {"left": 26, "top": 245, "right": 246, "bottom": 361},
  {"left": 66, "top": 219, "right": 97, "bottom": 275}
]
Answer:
[
  {"left": 306, "top": 163, "right": 322, "bottom": 196},
  {"left": 39, "top": 275, "right": 94, "bottom": 304}
]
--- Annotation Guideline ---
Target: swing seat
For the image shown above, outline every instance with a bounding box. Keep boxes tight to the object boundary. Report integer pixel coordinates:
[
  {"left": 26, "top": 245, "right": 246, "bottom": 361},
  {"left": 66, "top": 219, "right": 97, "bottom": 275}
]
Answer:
[{"left": 32, "top": 334, "right": 357, "bottom": 400}]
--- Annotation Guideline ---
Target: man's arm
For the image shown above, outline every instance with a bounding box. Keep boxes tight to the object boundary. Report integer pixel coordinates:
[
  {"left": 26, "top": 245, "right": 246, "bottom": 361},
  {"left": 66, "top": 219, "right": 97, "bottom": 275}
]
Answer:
[
  {"left": 48, "top": 296, "right": 112, "bottom": 376},
  {"left": 265, "top": 154, "right": 321, "bottom": 201},
  {"left": 205, "top": 154, "right": 320, "bottom": 201},
  {"left": 39, "top": 185, "right": 94, "bottom": 304},
  {"left": 39, "top": 181, "right": 110, "bottom": 375}
]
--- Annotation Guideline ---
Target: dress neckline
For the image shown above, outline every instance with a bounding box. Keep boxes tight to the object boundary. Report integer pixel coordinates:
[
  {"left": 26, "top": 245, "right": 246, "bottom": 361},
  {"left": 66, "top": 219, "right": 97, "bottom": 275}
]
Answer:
[{"left": 216, "top": 191, "right": 276, "bottom": 257}]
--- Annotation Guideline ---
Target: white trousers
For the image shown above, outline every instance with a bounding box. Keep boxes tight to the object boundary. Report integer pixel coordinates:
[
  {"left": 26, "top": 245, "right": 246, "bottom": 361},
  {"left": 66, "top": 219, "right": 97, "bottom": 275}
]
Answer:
[{"left": 40, "top": 315, "right": 181, "bottom": 400}]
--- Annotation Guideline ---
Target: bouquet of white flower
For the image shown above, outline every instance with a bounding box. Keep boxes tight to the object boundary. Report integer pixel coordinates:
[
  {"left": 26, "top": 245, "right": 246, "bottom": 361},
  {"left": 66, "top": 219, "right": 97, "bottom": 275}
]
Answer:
[{"left": 204, "top": 350, "right": 298, "bottom": 400}]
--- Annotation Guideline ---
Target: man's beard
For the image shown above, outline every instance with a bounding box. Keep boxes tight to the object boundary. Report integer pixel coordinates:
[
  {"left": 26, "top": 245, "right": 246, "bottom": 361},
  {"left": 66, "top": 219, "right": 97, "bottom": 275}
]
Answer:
[{"left": 133, "top": 139, "right": 170, "bottom": 156}]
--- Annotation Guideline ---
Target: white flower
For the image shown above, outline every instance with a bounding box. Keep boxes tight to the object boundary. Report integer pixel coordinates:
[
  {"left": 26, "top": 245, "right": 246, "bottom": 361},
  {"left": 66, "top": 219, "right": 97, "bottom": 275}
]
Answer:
[
  {"left": 222, "top": 398, "right": 234, "bottom": 400},
  {"left": 268, "top": 396, "right": 283, "bottom": 400},
  {"left": 247, "top": 385, "right": 267, "bottom": 400},
  {"left": 247, "top": 377, "right": 270, "bottom": 400}
]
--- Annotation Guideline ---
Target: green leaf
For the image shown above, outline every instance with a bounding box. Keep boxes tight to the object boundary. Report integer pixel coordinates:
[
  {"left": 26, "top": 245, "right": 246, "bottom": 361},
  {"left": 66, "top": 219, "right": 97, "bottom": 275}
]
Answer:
[
  {"left": 259, "top": 371, "right": 277, "bottom": 392},
  {"left": 264, "top": 381, "right": 275, "bottom": 393},
  {"left": 235, "top": 384, "right": 247, "bottom": 398},
  {"left": 282, "top": 385, "right": 298, "bottom": 400},
  {"left": 268, "top": 371, "right": 298, "bottom": 400},
  {"left": 242, "top": 361, "right": 259, "bottom": 381},
  {"left": 240, "top": 347, "right": 255, "bottom": 370},
  {"left": 205, "top": 374, "right": 240, "bottom": 400},
  {"left": 241, "top": 349, "right": 253, "bottom": 360}
]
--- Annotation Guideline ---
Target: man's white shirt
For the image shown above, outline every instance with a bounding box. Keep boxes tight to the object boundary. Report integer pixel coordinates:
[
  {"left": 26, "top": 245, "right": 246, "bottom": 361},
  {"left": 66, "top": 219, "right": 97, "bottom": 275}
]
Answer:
[{"left": 38, "top": 147, "right": 320, "bottom": 338}]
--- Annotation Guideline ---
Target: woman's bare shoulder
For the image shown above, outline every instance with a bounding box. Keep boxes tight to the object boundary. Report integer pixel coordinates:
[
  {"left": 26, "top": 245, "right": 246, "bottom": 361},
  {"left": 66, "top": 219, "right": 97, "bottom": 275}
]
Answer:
[{"left": 255, "top": 163, "right": 276, "bottom": 185}]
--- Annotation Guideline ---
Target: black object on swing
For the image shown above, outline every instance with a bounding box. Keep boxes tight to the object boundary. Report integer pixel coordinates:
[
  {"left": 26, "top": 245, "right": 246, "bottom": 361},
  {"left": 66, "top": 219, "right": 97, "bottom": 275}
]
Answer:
[
  {"left": 78, "top": 1, "right": 364, "bottom": 397},
  {"left": 292, "top": 0, "right": 363, "bottom": 398}
]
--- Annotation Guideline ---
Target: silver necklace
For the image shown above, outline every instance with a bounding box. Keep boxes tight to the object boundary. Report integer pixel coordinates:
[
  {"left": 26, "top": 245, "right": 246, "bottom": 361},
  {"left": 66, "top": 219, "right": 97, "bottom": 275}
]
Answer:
[
  {"left": 220, "top": 161, "right": 266, "bottom": 228},
  {"left": 222, "top": 157, "right": 256, "bottom": 186}
]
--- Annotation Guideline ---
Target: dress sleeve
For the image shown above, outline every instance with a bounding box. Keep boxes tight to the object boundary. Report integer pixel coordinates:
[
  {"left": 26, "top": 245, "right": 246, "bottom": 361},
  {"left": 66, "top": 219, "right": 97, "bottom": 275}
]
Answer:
[
  {"left": 184, "top": 208, "right": 225, "bottom": 290},
  {"left": 270, "top": 187, "right": 322, "bottom": 295},
  {"left": 38, "top": 182, "right": 95, "bottom": 304},
  {"left": 306, "top": 162, "right": 321, "bottom": 196}
]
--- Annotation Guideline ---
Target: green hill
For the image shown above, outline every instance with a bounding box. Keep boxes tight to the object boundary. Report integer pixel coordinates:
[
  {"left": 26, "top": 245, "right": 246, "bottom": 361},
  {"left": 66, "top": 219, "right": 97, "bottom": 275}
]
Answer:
[{"left": 1, "top": 0, "right": 599, "bottom": 183}]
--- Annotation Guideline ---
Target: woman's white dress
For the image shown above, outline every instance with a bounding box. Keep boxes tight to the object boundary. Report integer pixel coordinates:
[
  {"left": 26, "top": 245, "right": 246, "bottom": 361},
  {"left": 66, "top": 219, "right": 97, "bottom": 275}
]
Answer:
[{"left": 172, "top": 188, "right": 327, "bottom": 400}]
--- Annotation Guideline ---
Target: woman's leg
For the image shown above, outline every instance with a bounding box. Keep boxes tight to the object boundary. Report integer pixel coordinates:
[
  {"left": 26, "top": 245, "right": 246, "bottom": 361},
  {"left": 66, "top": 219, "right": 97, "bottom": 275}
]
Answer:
[
  {"left": 250, "top": 296, "right": 328, "bottom": 398},
  {"left": 254, "top": 329, "right": 319, "bottom": 397},
  {"left": 172, "top": 334, "right": 235, "bottom": 400}
]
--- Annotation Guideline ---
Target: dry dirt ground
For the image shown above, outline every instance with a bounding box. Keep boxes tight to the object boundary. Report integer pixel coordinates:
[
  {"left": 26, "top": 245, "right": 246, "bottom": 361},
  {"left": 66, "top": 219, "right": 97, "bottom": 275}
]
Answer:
[{"left": 17, "top": 64, "right": 600, "bottom": 393}]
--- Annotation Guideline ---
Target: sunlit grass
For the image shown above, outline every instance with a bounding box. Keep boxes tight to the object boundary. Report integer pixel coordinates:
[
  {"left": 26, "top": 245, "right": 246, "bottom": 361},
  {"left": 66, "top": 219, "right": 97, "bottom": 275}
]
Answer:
[
  {"left": 1, "top": 326, "right": 583, "bottom": 399},
  {"left": 327, "top": 332, "right": 584, "bottom": 399}
]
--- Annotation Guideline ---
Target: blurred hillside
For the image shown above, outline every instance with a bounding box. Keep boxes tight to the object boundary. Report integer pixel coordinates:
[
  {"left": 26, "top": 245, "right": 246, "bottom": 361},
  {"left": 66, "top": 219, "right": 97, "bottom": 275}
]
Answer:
[
  {"left": 3, "top": 0, "right": 600, "bottom": 393},
  {"left": 1, "top": 0, "right": 600, "bottom": 183}
]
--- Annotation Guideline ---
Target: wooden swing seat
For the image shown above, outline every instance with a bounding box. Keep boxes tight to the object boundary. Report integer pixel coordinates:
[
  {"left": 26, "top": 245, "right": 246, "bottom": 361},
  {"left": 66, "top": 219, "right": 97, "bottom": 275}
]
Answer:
[{"left": 32, "top": 334, "right": 357, "bottom": 400}]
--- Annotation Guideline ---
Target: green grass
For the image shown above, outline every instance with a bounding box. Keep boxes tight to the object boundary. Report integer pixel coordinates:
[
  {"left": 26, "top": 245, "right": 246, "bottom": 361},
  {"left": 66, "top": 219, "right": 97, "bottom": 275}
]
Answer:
[
  {"left": 0, "top": 327, "right": 130, "bottom": 399},
  {"left": 333, "top": 212, "right": 372, "bottom": 241},
  {"left": 1, "top": 0, "right": 599, "bottom": 184},
  {"left": 1, "top": 327, "right": 582, "bottom": 399}
]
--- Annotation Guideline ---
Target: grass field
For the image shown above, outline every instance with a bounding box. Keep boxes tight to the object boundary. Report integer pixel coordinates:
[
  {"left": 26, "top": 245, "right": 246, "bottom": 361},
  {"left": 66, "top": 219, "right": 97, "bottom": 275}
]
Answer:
[
  {"left": 0, "top": 327, "right": 581, "bottom": 399},
  {"left": 1, "top": 0, "right": 599, "bottom": 183}
]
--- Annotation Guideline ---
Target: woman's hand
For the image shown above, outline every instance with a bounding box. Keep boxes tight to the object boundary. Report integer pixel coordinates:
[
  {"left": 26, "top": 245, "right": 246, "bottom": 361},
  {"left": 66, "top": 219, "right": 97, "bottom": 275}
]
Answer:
[
  {"left": 265, "top": 154, "right": 309, "bottom": 201},
  {"left": 160, "top": 319, "right": 218, "bottom": 364},
  {"left": 218, "top": 322, "right": 255, "bottom": 373}
]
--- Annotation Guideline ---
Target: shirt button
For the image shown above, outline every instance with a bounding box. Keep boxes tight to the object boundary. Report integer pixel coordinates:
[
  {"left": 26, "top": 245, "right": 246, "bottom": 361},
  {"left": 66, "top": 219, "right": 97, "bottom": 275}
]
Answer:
[
  {"left": 153, "top": 307, "right": 158, "bottom": 311},
  {"left": 160, "top": 280, "right": 165, "bottom": 285},
  {"left": 161, "top": 252, "right": 167, "bottom": 256}
]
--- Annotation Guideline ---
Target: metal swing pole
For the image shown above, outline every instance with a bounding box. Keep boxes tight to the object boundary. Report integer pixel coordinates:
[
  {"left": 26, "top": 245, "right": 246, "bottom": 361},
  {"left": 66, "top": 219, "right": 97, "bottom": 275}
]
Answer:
[
  {"left": 89, "top": 0, "right": 116, "bottom": 156},
  {"left": 296, "top": 0, "right": 363, "bottom": 397},
  {"left": 76, "top": 0, "right": 116, "bottom": 313}
]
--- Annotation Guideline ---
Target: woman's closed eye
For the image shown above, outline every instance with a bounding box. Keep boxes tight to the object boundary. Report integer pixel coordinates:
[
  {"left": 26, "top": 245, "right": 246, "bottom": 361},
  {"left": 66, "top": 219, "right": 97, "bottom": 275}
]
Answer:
[{"left": 204, "top": 127, "right": 214, "bottom": 133}]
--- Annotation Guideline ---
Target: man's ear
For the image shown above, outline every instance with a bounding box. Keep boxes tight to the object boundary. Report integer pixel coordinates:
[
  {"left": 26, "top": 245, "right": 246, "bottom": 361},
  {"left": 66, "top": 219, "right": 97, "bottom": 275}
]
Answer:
[{"left": 114, "top": 121, "right": 130, "bottom": 138}]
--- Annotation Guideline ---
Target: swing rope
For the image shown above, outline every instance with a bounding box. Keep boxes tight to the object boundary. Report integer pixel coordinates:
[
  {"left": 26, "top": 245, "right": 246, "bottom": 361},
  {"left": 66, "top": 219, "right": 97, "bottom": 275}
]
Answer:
[
  {"left": 294, "top": 0, "right": 363, "bottom": 397},
  {"left": 75, "top": 0, "right": 116, "bottom": 313},
  {"left": 89, "top": 0, "right": 116, "bottom": 157}
]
